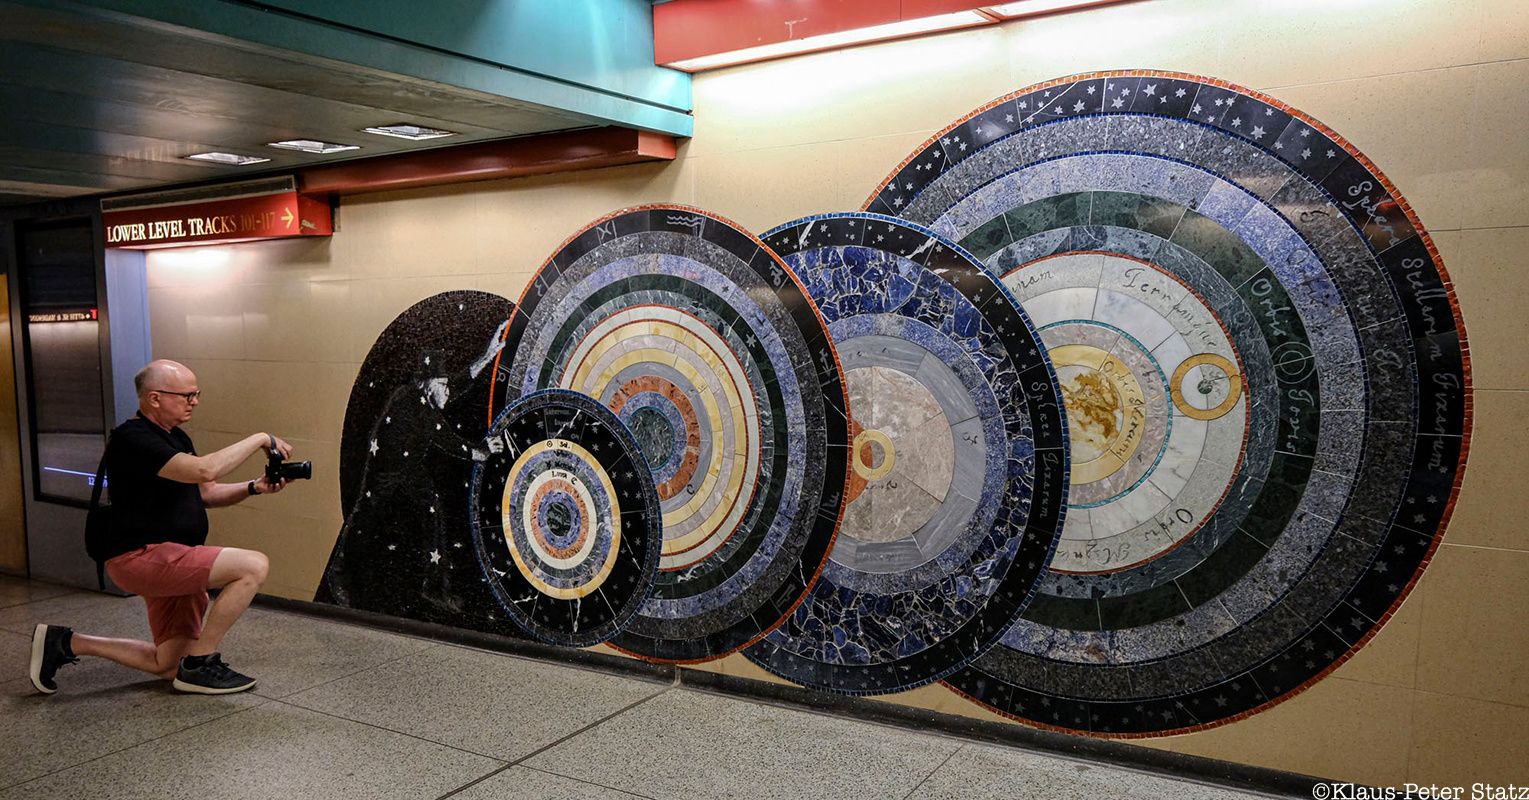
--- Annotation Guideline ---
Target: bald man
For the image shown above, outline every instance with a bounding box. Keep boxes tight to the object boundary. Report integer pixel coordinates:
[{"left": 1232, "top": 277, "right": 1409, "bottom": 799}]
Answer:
[{"left": 29, "top": 359, "right": 294, "bottom": 694}]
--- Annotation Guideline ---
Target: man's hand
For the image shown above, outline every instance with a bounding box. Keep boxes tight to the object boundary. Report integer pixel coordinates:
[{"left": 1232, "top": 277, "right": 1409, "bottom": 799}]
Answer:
[
  {"left": 266, "top": 434, "right": 293, "bottom": 460},
  {"left": 253, "top": 474, "right": 289, "bottom": 495}
]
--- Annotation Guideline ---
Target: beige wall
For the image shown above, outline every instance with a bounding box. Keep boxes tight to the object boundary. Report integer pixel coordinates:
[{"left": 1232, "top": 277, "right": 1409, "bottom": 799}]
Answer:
[{"left": 143, "top": 0, "right": 1528, "bottom": 786}]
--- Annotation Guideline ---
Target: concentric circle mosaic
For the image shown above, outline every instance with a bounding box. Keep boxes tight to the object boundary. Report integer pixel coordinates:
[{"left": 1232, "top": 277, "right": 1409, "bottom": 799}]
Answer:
[
  {"left": 1013, "top": 252, "right": 1250, "bottom": 576},
  {"left": 470, "top": 389, "right": 662, "bottom": 647},
  {"left": 870, "top": 71, "right": 1470, "bottom": 735},
  {"left": 742, "top": 213, "right": 1068, "bottom": 695},
  {"left": 492, "top": 205, "right": 851, "bottom": 662}
]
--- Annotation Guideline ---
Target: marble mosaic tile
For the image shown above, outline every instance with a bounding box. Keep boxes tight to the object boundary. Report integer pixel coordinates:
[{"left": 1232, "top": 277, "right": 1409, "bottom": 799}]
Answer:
[
  {"left": 873, "top": 71, "right": 1469, "bottom": 737},
  {"left": 741, "top": 213, "right": 1067, "bottom": 696},
  {"left": 467, "top": 389, "right": 662, "bottom": 646},
  {"left": 499, "top": 206, "right": 849, "bottom": 663},
  {"left": 317, "top": 290, "right": 530, "bottom": 636}
]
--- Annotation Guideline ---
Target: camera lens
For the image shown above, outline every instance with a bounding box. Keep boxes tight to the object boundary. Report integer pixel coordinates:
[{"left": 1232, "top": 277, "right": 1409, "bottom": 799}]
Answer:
[{"left": 282, "top": 460, "right": 313, "bottom": 481}]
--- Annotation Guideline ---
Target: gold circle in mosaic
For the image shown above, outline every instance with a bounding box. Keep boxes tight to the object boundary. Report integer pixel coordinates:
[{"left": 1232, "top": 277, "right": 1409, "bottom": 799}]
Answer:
[{"left": 1170, "top": 353, "right": 1243, "bottom": 421}]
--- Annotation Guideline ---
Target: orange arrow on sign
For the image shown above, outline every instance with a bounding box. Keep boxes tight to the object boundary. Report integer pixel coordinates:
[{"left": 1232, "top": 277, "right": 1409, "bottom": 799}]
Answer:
[{"left": 281, "top": 206, "right": 295, "bottom": 229}]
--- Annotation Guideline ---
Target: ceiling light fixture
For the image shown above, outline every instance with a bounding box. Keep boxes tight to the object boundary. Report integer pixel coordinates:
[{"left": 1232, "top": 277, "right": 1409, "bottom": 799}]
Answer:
[
  {"left": 362, "top": 123, "right": 458, "bottom": 141},
  {"left": 981, "top": 0, "right": 1129, "bottom": 19},
  {"left": 665, "top": 9, "right": 996, "bottom": 72},
  {"left": 184, "top": 152, "right": 270, "bottom": 166},
  {"left": 267, "top": 139, "right": 360, "bottom": 154}
]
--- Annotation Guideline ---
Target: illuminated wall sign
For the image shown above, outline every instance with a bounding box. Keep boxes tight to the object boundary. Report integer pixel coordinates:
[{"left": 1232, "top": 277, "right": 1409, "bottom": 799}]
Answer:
[
  {"left": 102, "top": 190, "right": 332, "bottom": 249},
  {"left": 28, "top": 309, "right": 98, "bottom": 323}
]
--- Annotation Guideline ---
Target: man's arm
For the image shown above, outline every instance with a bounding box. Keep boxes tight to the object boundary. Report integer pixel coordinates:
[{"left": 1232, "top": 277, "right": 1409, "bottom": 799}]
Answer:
[
  {"left": 158, "top": 433, "right": 292, "bottom": 484},
  {"left": 201, "top": 473, "right": 288, "bottom": 508}
]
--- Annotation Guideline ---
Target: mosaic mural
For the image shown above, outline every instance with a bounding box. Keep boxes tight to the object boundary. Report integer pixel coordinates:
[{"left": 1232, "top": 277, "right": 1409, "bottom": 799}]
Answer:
[
  {"left": 469, "top": 389, "right": 662, "bottom": 646},
  {"left": 744, "top": 214, "right": 1066, "bottom": 694},
  {"left": 871, "top": 71, "right": 1469, "bottom": 735},
  {"left": 492, "top": 206, "right": 850, "bottom": 663},
  {"left": 317, "top": 70, "right": 1468, "bottom": 739},
  {"left": 318, "top": 290, "right": 521, "bottom": 630}
]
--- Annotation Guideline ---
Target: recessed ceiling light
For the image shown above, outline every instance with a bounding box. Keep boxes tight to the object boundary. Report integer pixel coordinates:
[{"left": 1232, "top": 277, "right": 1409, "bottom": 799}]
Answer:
[
  {"left": 266, "top": 139, "right": 360, "bottom": 154},
  {"left": 184, "top": 152, "right": 270, "bottom": 166},
  {"left": 362, "top": 123, "right": 458, "bottom": 141}
]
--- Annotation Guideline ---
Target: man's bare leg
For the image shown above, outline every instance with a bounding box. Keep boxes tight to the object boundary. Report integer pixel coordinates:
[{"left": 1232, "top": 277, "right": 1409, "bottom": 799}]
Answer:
[
  {"left": 187, "top": 547, "right": 268, "bottom": 657},
  {"left": 70, "top": 635, "right": 193, "bottom": 680}
]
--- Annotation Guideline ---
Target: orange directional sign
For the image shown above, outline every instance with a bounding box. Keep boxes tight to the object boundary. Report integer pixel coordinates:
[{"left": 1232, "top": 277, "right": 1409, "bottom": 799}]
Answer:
[{"left": 103, "top": 189, "right": 332, "bottom": 249}]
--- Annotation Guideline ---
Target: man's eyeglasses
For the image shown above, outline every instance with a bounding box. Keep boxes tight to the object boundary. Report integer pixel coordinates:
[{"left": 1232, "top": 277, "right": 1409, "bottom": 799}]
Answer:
[{"left": 153, "top": 389, "right": 201, "bottom": 401}]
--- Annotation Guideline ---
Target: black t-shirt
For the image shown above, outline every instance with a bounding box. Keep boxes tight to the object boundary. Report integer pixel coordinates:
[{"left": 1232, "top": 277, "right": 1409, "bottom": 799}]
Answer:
[{"left": 102, "top": 414, "right": 208, "bottom": 559}]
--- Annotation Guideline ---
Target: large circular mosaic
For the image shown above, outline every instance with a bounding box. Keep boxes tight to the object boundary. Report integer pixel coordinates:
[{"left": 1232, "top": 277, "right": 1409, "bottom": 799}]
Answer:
[
  {"left": 491, "top": 205, "right": 850, "bottom": 662},
  {"left": 470, "top": 389, "right": 662, "bottom": 647},
  {"left": 870, "top": 71, "right": 1470, "bottom": 735},
  {"left": 742, "top": 213, "right": 1067, "bottom": 695}
]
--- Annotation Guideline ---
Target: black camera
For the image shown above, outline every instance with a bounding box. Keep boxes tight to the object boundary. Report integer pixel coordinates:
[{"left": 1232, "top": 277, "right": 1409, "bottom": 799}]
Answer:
[{"left": 266, "top": 449, "right": 312, "bottom": 483}]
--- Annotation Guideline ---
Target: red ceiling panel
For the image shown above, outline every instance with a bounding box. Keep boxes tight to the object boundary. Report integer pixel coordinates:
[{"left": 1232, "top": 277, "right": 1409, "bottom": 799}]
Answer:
[{"left": 653, "top": 0, "right": 995, "bottom": 65}]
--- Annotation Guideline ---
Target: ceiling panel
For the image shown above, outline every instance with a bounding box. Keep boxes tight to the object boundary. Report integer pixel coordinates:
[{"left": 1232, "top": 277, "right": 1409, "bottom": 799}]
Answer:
[{"left": 0, "top": 0, "right": 689, "bottom": 206}]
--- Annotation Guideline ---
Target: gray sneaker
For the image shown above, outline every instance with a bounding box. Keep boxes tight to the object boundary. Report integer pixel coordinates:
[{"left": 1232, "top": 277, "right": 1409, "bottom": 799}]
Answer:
[
  {"left": 172, "top": 653, "right": 256, "bottom": 694},
  {"left": 29, "top": 624, "right": 79, "bottom": 694}
]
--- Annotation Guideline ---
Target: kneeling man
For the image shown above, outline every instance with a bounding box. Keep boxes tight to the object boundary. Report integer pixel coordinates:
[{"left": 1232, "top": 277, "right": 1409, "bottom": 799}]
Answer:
[{"left": 30, "top": 359, "right": 295, "bottom": 694}]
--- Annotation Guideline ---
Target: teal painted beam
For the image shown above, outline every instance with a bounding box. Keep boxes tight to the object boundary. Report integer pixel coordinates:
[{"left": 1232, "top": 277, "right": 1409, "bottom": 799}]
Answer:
[
  {"left": 45, "top": 0, "right": 694, "bottom": 137},
  {"left": 251, "top": 0, "right": 691, "bottom": 114}
]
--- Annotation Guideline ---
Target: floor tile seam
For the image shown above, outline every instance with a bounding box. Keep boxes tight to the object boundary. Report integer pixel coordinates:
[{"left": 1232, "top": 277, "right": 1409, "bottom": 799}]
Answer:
[
  {"left": 0, "top": 593, "right": 124, "bottom": 618},
  {"left": 264, "top": 695, "right": 509, "bottom": 762},
  {"left": 255, "top": 640, "right": 444, "bottom": 701},
  {"left": 431, "top": 761, "right": 521, "bottom": 800},
  {"left": 505, "top": 683, "right": 675, "bottom": 768},
  {"left": 431, "top": 682, "right": 675, "bottom": 800},
  {"left": 515, "top": 764, "right": 662, "bottom": 800},
  {"left": 897, "top": 742, "right": 966, "bottom": 800},
  {"left": 0, "top": 699, "right": 270, "bottom": 793},
  {"left": 0, "top": 592, "right": 79, "bottom": 611}
]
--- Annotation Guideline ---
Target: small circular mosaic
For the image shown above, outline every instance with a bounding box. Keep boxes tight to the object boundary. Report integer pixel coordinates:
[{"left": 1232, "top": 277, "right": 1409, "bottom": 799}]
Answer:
[
  {"left": 491, "top": 205, "right": 850, "bottom": 662},
  {"left": 470, "top": 389, "right": 662, "bottom": 647},
  {"left": 871, "top": 71, "right": 1470, "bottom": 735},
  {"left": 742, "top": 213, "right": 1067, "bottom": 695}
]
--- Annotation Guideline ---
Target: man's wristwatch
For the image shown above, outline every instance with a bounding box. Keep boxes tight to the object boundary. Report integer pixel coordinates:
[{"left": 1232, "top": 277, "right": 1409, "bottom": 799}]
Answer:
[{"left": 247, "top": 480, "right": 260, "bottom": 496}]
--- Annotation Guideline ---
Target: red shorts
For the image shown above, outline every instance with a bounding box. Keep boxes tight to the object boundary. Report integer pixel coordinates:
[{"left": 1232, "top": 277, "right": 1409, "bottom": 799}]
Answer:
[{"left": 105, "top": 543, "right": 224, "bottom": 645}]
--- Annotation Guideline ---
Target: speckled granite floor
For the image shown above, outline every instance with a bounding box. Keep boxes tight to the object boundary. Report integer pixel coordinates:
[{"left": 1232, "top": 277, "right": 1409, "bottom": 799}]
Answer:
[{"left": 0, "top": 575, "right": 1275, "bottom": 800}]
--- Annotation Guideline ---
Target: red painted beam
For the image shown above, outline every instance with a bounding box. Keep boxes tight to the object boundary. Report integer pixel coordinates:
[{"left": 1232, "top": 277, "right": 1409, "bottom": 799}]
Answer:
[
  {"left": 298, "top": 127, "right": 678, "bottom": 196},
  {"left": 654, "top": 0, "right": 995, "bottom": 65}
]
